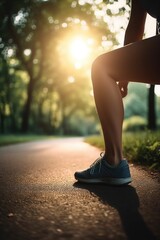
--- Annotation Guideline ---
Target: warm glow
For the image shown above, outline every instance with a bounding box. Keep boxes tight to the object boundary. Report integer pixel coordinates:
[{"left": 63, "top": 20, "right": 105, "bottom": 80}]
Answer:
[
  {"left": 57, "top": 33, "right": 95, "bottom": 71},
  {"left": 24, "top": 49, "right": 31, "bottom": 56},
  {"left": 69, "top": 37, "right": 90, "bottom": 62}
]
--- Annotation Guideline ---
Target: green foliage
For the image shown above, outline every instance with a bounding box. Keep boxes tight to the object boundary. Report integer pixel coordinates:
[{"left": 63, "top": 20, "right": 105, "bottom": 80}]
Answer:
[
  {"left": 85, "top": 134, "right": 105, "bottom": 149},
  {"left": 123, "top": 131, "right": 160, "bottom": 170},
  {"left": 0, "top": 134, "right": 54, "bottom": 146},
  {"left": 0, "top": 0, "right": 119, "bottom": 134},
  {"left": 63, "top": 111, "right": 99, "bottom": 136},
  {"left": 85, "top": 131, "right": 160, "bottom": 170},
  {"left": 123, "top": 83, "right": 148, "bottom": 119},
  {"left": 123, "top": 116, "right": 147, "bottom": 131},
  {"left": 2, "top": 0, "right": 158, "bottom": 136}
]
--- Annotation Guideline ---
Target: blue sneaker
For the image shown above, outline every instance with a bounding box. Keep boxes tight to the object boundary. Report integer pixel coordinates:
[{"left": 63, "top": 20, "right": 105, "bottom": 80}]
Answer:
[{"left": 74, "top": 153, "right": 132, "bottom": 185}]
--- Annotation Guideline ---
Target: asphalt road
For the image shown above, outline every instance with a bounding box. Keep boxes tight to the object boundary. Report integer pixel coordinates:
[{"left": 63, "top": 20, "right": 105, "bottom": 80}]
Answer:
[{"left": 0, "top": 137, "right": 160, "bottom": 240}]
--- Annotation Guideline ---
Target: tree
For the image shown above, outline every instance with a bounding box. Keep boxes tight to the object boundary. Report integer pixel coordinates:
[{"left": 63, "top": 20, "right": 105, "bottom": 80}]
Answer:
[
  {"left": 0, "top": 0, "right": 125, "bottom": 134},
  {"left": 147, "top": 22, "right": 159, "bottom": 130},
  {"left": 148, "top": 84, "right": 156, "bottom": 130}
]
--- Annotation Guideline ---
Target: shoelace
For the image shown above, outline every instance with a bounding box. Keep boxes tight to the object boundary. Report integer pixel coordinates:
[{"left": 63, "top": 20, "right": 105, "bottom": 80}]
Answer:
[{"left": 90, "top": 152, "right": 104, "bottom": 174}]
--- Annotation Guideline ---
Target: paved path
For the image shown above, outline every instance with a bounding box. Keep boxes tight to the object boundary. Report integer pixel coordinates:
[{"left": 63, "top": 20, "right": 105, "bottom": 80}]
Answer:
[{"left": 0, "top": 137, "right": 160, "bottom": 240}]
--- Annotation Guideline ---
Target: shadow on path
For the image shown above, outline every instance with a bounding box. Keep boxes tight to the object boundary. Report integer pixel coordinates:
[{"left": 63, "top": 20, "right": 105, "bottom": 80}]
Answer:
[{"left": 73, "top": 183, "right": 156, "bottom": 240}]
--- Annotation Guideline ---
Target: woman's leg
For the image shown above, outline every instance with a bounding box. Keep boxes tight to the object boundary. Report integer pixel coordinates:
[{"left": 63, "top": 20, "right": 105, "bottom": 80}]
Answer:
[{"left": 91, "top": 35, "right": 160, "bottom": 166}]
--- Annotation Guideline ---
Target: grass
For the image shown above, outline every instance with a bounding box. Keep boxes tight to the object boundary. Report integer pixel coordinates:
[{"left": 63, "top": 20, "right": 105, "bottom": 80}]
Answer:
[
  {"left": 0, "top": 134, "right": 55, "bottom": 147},
  {"left": 85, "top": 131, "right": 160, "bottom": 171}
]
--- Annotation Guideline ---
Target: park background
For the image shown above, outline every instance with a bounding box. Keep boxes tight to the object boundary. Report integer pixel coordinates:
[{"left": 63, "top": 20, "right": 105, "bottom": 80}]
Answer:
[{"left": 0, "top": 0, "right": 160, "bottom": 170}]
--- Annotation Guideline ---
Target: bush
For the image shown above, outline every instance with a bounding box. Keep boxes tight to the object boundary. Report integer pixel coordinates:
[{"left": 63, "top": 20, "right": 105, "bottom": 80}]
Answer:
[
  {"left": 123, "top": 116, "right": 147, "bottom": 132},
  {"left": 123, "top": 132, "right": 160, "bottom": 170},
  {"left": 85, "top": 135, "right": 105, "bottom": 149},
  {"left": 85, "top": 131, "right": 160, "bottom": 170}
]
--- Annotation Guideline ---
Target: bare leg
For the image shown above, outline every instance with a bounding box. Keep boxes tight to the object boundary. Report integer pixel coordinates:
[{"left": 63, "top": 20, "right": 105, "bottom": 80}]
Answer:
[
  {"left": 91, "top": 65, "right": 124, "bottom": 165},
  {"left": 91, "top": 35, "right": 160, "bottom": 166}
]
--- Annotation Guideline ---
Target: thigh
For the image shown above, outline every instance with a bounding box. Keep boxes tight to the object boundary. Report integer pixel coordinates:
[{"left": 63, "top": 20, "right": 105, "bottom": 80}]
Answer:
[{"left": 101, "top": 35, "right": 160, "bottom": 84}]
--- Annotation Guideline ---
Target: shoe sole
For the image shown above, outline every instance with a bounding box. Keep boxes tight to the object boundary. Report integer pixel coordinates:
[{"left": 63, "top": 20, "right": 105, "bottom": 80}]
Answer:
[{"left": 75, "top": 177, "right": 132, "bottom": 186}]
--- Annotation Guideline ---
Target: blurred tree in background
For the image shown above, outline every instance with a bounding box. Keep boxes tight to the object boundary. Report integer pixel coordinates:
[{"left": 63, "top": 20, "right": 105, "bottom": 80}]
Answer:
[
  {"left": 0, "top": 0, "right": 159, "bottom": 135},
  {"left": 0, "top": 0, "right": 121, "bottom": 134}
]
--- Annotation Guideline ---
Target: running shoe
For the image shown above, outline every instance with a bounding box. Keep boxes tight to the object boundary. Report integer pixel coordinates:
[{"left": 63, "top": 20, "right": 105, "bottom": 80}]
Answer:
[{"left": 74, "top": 153, "right": 132, "bottom": 185}]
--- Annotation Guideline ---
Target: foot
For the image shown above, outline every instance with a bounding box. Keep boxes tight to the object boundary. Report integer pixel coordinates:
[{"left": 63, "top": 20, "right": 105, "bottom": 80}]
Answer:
[{"left": 74, "top": 153, "right": 132, "bottom": 186}]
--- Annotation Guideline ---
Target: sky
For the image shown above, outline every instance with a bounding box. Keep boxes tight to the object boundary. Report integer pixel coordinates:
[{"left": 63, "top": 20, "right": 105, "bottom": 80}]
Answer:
[{"left": 145, "top": 14, "right": 156, "bottom": 37}]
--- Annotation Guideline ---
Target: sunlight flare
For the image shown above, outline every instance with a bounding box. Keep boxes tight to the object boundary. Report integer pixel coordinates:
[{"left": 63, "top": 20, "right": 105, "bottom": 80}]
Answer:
[{"left": 69, "top": 37, "right": 90, "bottom": 62}]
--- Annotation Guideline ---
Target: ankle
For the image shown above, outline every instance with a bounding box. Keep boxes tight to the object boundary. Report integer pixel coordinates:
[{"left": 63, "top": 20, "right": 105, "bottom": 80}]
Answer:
[{"left": 104, "top": 152, "right": 121, "bottom": 166}]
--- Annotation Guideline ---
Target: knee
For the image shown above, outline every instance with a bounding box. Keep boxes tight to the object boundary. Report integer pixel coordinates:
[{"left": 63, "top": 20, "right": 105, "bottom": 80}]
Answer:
[
  {"left": 91, "top": 54, "right": 105, "bottom": 73},
  {"left": 91, "top": 53, "right": 110, "bottom": 82}
]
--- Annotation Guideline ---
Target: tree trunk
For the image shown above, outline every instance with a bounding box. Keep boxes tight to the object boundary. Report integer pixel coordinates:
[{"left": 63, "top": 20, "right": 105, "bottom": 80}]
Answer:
[
  {"left": 0, "top": 112, "right": 5, "bottom": 133},
  {"left": 148, "top": 84, "right": 156, "bottom": 130},
  {"left": 21, "top": 79, "right": 34, "bottom": 133}
]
